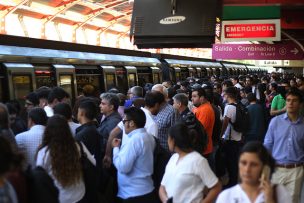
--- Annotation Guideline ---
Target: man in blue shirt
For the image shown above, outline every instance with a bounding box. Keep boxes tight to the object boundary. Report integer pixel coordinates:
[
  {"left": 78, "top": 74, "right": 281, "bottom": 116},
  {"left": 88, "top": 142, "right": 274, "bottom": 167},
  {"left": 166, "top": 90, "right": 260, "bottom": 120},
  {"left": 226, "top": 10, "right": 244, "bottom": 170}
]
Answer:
[
  {"left": 124, "top": 86, "right": 143, "bottom": 108},
  {"left": 264, "top": 88, "right": 304, "bottom": 203},
  {"left": 112, "top": 107, "right": 157, "bottom": 203}
]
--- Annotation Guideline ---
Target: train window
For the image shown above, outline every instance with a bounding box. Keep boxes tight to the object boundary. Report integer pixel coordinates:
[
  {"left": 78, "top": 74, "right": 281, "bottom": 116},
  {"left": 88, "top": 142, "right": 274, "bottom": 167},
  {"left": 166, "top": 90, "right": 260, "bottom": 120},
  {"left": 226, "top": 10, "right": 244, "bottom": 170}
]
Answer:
[
  {"left": 36, "top": 75, "right": 55, "bottom": 88},
  {"left": 128, "top": 73, "right": 136, "bottom": 88},
  {"left": 176, "top": 72, "right": 181, "bottom": 81},
  {"left": 12, "top": 75, "right": 32, "bottom": 101},
  {"left": 59, "top": 75, "right": 73, "bottom": 99},
  {"left": 76, "top": 75, "right": 100, "bottom": 97},
  {"left": 105, "top": 74, "right": 116, "bottom": 90}
]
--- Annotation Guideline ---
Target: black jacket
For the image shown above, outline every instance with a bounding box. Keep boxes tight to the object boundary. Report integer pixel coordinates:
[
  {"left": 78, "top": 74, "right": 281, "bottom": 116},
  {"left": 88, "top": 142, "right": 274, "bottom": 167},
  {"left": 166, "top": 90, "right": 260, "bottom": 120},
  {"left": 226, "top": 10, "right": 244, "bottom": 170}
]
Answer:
[{"left": 75, "top": 122, "right": 101, "bottom": 166}]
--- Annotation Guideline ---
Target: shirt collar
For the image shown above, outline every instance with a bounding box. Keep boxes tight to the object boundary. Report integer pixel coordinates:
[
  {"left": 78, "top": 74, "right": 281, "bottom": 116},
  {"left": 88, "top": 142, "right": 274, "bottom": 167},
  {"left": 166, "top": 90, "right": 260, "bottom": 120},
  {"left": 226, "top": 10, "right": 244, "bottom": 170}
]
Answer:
[
  {"left": 283, "top": 112, "right": 303, "bottom": 124},
  {"left": 127, "top": 128, "right": 146, "bottom": 137}
]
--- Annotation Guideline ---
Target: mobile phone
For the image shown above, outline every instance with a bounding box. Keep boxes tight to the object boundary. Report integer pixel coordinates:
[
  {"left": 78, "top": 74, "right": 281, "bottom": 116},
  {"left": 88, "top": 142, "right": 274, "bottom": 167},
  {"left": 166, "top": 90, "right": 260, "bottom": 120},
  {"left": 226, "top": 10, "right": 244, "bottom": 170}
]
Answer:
[
  {"left": 261, "top": 165, "right": 271, "bottom": 181},
  {"left": 167, "top": 197, "right": 173, "bottom": 203}
]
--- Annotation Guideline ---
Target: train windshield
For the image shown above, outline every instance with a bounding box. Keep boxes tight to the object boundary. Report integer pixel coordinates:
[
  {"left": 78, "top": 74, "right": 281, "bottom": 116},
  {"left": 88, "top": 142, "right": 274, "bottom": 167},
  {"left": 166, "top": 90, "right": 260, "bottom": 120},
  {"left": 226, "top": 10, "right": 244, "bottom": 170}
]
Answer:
[
  {"left": 59, "top": 75, "right": 73, "bottom": 99},
  {"left": 12, "top": 75, "right": 32, "bottom": 101}
]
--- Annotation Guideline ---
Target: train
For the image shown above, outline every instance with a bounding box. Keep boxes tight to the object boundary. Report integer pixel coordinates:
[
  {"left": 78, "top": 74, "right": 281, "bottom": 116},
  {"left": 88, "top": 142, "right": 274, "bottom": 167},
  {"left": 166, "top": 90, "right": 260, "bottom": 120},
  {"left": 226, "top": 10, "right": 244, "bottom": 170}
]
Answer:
[{"left": 0, "top": 43, "right": 267, "bottom": 105}]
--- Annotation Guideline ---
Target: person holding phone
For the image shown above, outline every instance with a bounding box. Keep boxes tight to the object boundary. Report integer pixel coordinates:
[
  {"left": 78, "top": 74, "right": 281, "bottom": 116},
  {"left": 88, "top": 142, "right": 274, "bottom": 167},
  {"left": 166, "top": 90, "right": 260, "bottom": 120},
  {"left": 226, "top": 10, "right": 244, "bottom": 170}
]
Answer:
[{"left": 216, "top": 141, "right": 291, "bottom": 203}]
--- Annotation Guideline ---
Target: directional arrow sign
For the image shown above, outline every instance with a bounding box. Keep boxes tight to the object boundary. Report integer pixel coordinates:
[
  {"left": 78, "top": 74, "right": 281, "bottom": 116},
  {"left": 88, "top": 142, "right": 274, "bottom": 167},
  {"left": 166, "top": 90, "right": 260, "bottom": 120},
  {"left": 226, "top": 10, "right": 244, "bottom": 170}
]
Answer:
[{"left": 212, "top": 44, "right": 304, "bottom": 60}]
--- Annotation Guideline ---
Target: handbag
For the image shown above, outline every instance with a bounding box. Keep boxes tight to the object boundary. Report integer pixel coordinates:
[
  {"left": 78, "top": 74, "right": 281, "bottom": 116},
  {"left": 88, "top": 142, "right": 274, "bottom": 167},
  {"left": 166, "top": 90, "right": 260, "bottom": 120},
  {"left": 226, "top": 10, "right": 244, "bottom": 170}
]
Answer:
[{"left": 77, "top": 141, "right": 99, "bottom": 203}]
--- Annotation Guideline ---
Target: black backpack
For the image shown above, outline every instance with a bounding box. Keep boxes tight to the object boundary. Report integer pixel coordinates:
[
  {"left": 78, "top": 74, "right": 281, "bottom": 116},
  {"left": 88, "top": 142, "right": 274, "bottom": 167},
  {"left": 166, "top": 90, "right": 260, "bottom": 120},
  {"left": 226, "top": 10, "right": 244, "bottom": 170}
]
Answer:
[
  {"left": 182, "top": 111, "right": 208, "bottom": 154},
  {"left": 229, "top": 103, "right": 250, "bottom": 134}
]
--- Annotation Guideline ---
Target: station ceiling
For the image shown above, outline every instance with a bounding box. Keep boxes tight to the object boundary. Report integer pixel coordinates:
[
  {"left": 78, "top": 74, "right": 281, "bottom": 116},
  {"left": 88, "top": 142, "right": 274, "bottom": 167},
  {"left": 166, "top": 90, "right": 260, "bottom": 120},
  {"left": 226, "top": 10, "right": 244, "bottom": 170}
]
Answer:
[{"left": 0, "top": 0, "right": 303, "bottom": 46}]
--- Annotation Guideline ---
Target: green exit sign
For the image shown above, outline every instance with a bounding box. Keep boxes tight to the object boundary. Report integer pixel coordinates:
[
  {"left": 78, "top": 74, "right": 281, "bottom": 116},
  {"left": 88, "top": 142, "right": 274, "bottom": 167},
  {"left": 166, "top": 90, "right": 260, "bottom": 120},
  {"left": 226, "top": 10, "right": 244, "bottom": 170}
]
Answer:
[{"left": 223, "top": 6, "right": 280, "bottom": 20}]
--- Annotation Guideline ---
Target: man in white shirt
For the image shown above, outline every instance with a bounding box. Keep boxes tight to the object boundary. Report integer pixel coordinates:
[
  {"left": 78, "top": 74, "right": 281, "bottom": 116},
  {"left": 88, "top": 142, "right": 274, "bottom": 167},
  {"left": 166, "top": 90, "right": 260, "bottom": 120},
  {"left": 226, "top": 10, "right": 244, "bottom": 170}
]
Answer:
[
  {"left": 112, "top": 107, "right": 156, "bottom": 201},
  {"left": 220, "top": 86, "right": 243, "bottom": 188},
  {"left": 231, "top": 76, "right": 243, "bottom": 89},
  {"left": 16, "top": 108, "right": 47, "bottom": 168},
  {"left": 103, "top": 91, "right": 164, "bottom": 168},
  {"left": 43, "top": 87, "right": 70, "bottom": 117}
]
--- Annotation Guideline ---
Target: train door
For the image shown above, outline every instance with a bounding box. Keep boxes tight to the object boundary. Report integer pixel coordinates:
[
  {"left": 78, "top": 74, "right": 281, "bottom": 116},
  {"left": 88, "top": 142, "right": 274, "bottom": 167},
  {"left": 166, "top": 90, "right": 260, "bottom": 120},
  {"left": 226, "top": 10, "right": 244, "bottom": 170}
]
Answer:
[
  {"left": 170, "top": 67, "right": 181, "bottom": 83},
  {"left": 3, "top": 63, "right": 35, "bottom": 103},
  {"left": 33, "top": 65, "right": 56, "bottom": 89},
  {"left": 221, "top": 66, "right": 228, "bottom": 76},
  {"left": 151, "top": 67, "right": 161, "bottom": 84},
  {"left": 194, "top": 67, "right": 202, "bottom": 78},
  {"left": 53, "top": 65, "right": 77, "bottom": 104},
  {"left": 125, "top": 66, "right": 138, "bottom": 89},
  {"left": 0, "top": 65, "right": 6, "bottom": 102},
  {"left": 214, "top": 68, "right": 221, "bottom": 77},
  {"left": 188, "top": 67, "right": 194, "bottom": 78},
  {"left": 137, "top": 66, "right": 162, "bottom": 86},
  {"left": 115, "top": 66, "right": 128, "bottom": 93},
  {"left": 100, "top": 66, "right": 117, "bottom": 91},
  {"left": 201, "top": 67, "right": 208, "bottom": 78},
  {"left": 75, "top": 65, "right": 102, "bottom": 97},
  {"left": 207, "top": 67, "right": 213, "bottom": 77},
  {"left": 180, "top": 67, "right": 189, "bottom": 80}
]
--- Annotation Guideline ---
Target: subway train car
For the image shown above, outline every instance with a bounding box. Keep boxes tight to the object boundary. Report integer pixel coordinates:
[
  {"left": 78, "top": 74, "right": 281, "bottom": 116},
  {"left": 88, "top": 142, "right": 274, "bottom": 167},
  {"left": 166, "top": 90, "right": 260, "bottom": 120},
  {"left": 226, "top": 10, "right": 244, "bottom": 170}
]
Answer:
[{"left": 0, "top": 45, "right": 265, "bottom": 105}]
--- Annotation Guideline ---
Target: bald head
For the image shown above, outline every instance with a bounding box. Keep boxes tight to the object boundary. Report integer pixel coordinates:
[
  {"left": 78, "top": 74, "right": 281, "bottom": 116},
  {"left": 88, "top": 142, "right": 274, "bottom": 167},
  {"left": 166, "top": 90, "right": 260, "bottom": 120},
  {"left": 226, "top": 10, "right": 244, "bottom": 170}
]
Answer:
[{"left": 152, "top": 84, "right": 168, "bottom": 98}]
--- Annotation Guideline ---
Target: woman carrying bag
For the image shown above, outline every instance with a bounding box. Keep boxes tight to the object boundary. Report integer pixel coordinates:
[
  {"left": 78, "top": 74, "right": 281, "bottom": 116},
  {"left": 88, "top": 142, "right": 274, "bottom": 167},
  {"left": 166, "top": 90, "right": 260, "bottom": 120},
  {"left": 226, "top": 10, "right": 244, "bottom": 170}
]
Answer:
[{"left": 36, "top": 115, "right": 96, "bottom": 203}]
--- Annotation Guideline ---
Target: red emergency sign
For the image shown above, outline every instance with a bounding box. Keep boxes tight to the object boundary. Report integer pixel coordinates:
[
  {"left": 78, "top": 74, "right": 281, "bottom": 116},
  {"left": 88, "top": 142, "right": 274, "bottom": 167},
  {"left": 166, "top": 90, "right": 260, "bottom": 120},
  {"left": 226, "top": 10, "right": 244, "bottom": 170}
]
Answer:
[{"left": 224, "top": 23, "right": 276, "bottom": 38}]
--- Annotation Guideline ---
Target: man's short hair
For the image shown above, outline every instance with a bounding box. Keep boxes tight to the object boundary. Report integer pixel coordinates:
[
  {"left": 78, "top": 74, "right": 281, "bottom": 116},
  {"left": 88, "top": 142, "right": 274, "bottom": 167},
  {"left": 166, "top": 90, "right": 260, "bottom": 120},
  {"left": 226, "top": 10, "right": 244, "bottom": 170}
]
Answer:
[
  {"left": 173, "top": 93, "right": 189, "bottom": 107},
  {"left": 48, "top": 87, "right": 69, "bottom": 104},
  {"left": 192, "top": 87, "right": 206, "bottom": 98},
  {"left": 131, "top": 86, "right": 143, "bottom": 97},
  {"left": 28, "top": 107, "right": 48, "bottom": 125},
  {"left": 286, "top": 87, "right": 303, "bottom": 103},
  {"left": 225, "top": 86, "right": 238, "bottom": 99},
  {"left": 54, "top": 103, "right": 73, "bottom": 120},
  {"left": 145, "top": 91, "right": 165, "bottom": 108},
  {"left": 247, "top": 93, "right": 256, "bottom": 103},
  {"left": 78, "top": 100, "right": 98, "bottom": 120},
  {"left": 26, "top": 92, "right": 39, "bottom": 106},
  {"left": 231, "top": 76, "right": 239, "bottom": 82},
  {"left": 36, "top": 86, "right": 51, "bottom": 100},
  {"left": 100, "top": 93, "right": 120, "bottom": 111},
  {"left": 124, "top": 107, "right": 146, "bottom": 128}
]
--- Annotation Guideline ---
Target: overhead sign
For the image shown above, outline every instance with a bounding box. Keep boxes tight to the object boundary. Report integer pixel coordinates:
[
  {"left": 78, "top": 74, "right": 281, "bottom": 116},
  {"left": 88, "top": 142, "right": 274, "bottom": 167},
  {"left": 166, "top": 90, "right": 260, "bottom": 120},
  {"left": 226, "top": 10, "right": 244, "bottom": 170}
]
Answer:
[
  {"left": 256, "top": 60, "right": 283, "bottom": 66},
  {"left": 212, "top": 43, "right": 303, "bottom": 60},
  {"left": 221, "top": 19, "right": 281, "bottom": 42}
]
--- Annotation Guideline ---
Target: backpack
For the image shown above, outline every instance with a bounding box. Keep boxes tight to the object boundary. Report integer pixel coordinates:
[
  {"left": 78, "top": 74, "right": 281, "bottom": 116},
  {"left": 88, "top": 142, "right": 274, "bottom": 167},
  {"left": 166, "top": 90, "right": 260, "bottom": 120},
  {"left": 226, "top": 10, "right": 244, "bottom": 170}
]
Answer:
[
  {"left": 229, "top": 103, "right": 250, "bottom": 134},
  {"left": 182, "top": 111, "right": 208, "bottom": 154},
  {"left": 26, "top": 166, "right": 59, "bottom": 203}
]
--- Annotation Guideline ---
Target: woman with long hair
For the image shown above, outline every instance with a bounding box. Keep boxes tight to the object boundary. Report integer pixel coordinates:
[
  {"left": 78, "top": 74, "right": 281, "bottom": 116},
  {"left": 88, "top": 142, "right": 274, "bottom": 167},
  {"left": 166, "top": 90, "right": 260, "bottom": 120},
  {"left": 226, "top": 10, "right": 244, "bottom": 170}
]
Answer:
[
  {"left": 216, "top": 141, "right": 291, "bottom": 203},
  {"left": 0, "top": 103, "right": 17, "bottom": 151},
  {"left": 159, "top": 122, "right": 221, "bottom": 203},
  {"left": 36, "top": 115, "right": 95, "bottom": 203}
]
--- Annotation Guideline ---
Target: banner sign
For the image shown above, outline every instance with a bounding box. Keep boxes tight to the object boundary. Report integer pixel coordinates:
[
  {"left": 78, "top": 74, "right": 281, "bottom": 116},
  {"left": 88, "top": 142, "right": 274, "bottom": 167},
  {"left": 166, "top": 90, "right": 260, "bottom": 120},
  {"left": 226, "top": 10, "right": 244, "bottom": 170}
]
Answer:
[
  {"left": 221, "top": 19, "right": 281, "bottom": 42},
  {"left": 212, "top": 43, "right": 303, "bottom": 60}
]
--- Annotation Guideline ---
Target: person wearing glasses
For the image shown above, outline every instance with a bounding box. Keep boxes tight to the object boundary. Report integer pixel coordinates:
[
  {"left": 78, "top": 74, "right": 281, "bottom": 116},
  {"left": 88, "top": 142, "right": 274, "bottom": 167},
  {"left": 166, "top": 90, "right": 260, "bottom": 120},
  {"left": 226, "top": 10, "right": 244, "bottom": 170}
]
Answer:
[
  {"left": 112, "top": 107, "right": 157, "bottom": 203},
  {"left": 25, "top": 92, "right": 39, "bottom": 113}
]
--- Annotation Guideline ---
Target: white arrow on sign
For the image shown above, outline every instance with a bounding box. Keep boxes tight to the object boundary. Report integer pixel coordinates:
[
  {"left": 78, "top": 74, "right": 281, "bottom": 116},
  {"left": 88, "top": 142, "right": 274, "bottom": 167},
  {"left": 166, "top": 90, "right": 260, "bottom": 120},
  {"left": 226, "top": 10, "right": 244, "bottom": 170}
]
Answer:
[{"left": 290, "top": 48, "right": 299, "bottom": 55}]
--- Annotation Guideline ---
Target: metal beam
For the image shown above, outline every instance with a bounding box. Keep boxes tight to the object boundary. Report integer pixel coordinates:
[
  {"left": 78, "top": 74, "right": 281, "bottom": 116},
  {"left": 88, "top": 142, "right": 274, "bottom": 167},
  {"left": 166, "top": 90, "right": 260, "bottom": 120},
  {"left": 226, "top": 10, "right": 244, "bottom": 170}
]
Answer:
[
  {"left": 76, "top": 0, "right": 127, "bottom": 30},
  {"left": 0, "top": 0, "right": 29, "bottom": 34},
  {"left": 41, "top": 0, "right": 81, "bottom": 39},
  {"left": 98, "top": 12, "right": 131, "bottom": 34}
]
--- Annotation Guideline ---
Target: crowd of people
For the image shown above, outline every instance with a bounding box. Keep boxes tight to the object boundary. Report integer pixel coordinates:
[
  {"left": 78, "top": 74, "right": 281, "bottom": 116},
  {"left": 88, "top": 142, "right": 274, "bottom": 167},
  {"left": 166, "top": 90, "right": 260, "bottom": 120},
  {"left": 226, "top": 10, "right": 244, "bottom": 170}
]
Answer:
[{"left": 0, "top": 72, "right": 303, "bottom": 203}]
